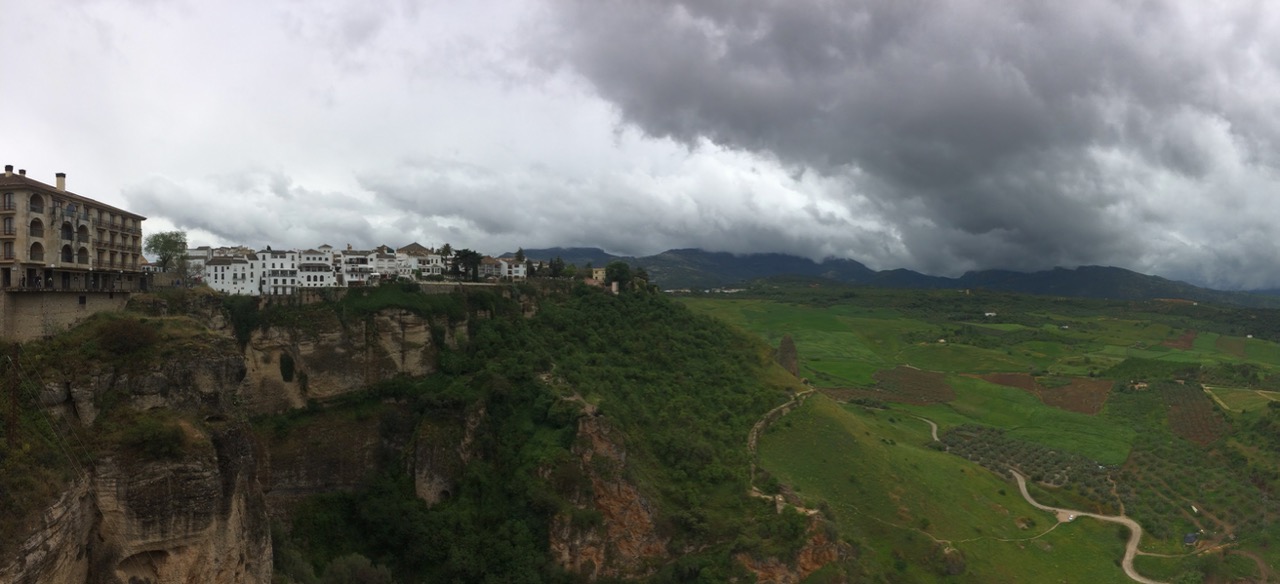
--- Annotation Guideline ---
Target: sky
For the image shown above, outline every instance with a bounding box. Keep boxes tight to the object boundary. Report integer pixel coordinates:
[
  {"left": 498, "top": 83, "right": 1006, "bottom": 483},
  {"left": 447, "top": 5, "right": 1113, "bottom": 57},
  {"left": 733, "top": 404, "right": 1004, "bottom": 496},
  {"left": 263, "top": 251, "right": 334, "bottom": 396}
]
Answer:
[{"left": 5, "top": 0, "right": 1280, "bottom": 289}]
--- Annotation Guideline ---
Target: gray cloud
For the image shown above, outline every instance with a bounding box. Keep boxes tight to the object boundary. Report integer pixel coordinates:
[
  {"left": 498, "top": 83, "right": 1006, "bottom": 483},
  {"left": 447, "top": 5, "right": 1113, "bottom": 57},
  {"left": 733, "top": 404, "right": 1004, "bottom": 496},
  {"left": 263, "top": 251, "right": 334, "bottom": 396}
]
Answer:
[
  {"left": 536, "top": 0, "right": 1280, "bottom": 288},
  {"left": 13, "top": 0, "right": 1280, "bottom": 290}
]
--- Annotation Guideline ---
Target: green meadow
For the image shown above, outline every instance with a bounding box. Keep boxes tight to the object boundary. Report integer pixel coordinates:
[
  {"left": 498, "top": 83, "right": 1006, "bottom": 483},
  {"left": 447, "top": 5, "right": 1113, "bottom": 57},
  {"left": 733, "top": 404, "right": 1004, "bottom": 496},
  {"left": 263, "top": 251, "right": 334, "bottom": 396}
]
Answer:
[{"left": 684, "top": 286, "right": 1280, "bottom": 583}]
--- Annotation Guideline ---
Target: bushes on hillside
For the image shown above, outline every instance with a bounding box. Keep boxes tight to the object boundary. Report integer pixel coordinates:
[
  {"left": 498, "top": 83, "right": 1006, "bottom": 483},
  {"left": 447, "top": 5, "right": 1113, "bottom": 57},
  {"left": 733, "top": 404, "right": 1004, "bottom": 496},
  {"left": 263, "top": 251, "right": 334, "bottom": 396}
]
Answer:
[{"left": 97, "top": 318, "right": 160, "bottom": 356}]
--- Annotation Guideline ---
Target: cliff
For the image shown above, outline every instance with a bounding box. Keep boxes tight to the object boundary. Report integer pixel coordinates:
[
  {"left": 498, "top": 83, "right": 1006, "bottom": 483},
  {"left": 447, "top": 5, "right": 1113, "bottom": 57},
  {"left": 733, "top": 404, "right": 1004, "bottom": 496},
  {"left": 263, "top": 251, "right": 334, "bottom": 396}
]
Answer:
[
  {"left": 3, "top": 284, "right": 837, "bottom": 583},
  {"left": 239, "top": 308, "right": 462, "bottom": 414},
  {"left": 1, "top": 312, "right": 271, "bottom": 584}
]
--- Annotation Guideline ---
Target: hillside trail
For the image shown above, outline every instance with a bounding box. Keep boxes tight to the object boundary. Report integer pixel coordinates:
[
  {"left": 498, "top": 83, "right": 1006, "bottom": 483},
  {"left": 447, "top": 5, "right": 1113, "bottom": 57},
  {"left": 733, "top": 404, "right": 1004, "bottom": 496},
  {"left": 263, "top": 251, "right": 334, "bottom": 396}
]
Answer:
[
  {"left": 747, "top": 388, "right": 816, "bottom": 503},
  {"left": 913, "top": 416, "right": 939, "bottom": 441},
  {"left": 1009, "top": 470, "right": 1165, "bottom": 584}
]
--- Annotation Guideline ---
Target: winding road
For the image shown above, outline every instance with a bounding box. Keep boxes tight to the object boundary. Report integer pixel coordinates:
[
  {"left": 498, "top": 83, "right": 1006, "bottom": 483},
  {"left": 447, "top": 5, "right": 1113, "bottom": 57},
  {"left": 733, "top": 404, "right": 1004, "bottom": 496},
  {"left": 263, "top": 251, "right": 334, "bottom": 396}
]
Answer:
[{"left": 1009, "top": 470, "right": 1165, "bottom": 584}]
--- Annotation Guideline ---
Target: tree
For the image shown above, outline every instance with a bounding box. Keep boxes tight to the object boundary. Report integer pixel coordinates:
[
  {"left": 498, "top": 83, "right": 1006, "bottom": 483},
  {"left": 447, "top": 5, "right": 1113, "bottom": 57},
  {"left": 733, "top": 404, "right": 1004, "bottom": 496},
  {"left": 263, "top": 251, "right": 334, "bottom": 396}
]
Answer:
[
  {"left": 440, "top": 243, "right": 453, "bottom": 260},
  {"left": 514, "top": 247, "right": 525, "bottom": 263},
  {"left": 605, "top": 261, "right": 632, "bottom": 288},
  {"left": 144, "top": 230, "right": 187, "bottom": 273},
  {"left": 451, "top": 248, "right": 483, "bottom": 282},
  {"left": 548, "top": 256, "right": 566, "bottom": 278}
]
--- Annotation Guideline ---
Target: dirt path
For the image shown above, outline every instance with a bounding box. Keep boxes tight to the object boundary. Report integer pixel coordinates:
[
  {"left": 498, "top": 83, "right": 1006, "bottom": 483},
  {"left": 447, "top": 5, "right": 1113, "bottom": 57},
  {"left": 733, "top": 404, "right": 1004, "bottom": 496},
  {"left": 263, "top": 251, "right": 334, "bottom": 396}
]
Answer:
[
  {"left": 1201, "top": 386, "right": 1237, "bottom": 412},
  {"left": 915, "top": 416, "right": 940, "bottom": 441},
  {"left": 1010, "top": 470, "right": 1165, "bottom": 584}
]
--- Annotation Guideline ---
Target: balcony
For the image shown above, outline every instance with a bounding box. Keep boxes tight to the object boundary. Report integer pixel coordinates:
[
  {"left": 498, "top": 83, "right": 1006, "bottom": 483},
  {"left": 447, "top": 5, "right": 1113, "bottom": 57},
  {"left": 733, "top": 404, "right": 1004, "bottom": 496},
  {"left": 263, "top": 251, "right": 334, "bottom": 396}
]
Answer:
[
  {"left": 29, "top": 204, "right": 43, "bottom": 213},
  {"left": 1, "top": 227, "right": 13, "bottom": 236},
  {"left": 1, "top": 201, "right": 14, "bottom": 211},
  {"left": 29, "top": 252, "right": 44, "bottom": 262},
  {"left": 76, "top": 235, "right": 89, "bottom": 243},
  {"left": 29, "top": 227, "right": 43, "bottom": 237},
  {"left": 60, "top": 231, "right": 74, "bottom": 241}
]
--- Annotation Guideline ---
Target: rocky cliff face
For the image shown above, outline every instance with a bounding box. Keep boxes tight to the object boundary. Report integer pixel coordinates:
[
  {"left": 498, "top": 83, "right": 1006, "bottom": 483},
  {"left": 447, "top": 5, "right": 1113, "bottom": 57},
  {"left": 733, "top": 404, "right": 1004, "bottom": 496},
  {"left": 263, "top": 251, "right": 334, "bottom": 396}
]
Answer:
[
  {"left": 0, "top": 477, "right": 95, "bottom": 584},
  {"left": 736, "top": 516, "right": 852, "bottom": 584},
  {"left": 89, "top": 425, "right": 271, "bottom": 584},
  {"left": 239, "top": 309, "right": 461, "bottom": 414},
  {"left": 2, "top": 322, "right": 271, "bottom": 584},
  {"left": 549, "top": 413, "right": 668, "bottom": 580},
  {"left": 0, "top": 424, "right": 271, "bottom": 584}
]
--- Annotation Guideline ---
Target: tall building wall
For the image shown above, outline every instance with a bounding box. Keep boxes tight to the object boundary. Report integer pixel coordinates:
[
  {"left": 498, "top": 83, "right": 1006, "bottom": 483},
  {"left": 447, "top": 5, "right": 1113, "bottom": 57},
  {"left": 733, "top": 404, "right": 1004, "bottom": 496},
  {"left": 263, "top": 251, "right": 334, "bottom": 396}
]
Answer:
[{"left": 1, "top": 291, "right": 130, "bottom": 341}]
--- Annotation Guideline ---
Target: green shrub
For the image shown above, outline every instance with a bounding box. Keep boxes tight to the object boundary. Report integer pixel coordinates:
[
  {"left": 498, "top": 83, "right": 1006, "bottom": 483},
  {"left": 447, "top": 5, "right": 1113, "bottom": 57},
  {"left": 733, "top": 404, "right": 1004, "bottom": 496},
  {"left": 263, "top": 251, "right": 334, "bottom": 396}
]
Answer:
[
  {"left": 97, "top": 318, "right": 160, "bottom": 356},
  {"left": 120, "top": 413, "right": 186, "bottom": 459}
]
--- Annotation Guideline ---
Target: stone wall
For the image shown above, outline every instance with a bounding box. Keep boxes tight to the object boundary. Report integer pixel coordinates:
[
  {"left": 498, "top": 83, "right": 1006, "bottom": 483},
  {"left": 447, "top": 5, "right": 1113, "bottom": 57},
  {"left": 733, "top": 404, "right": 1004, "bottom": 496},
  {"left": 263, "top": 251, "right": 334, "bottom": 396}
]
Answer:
[{"left": 1, "top": 291, "right": 129, "bottom": 341}]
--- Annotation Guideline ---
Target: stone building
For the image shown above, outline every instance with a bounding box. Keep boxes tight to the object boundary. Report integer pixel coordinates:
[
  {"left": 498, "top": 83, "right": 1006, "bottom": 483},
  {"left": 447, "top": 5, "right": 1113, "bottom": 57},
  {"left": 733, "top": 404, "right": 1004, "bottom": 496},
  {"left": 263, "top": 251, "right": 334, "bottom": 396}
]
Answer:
[
  {"left": 0, "top": 165, "right": 148, "bottom": 339},
  {"left": 0, "top": 165, "right": 146, "bottom": 291}
]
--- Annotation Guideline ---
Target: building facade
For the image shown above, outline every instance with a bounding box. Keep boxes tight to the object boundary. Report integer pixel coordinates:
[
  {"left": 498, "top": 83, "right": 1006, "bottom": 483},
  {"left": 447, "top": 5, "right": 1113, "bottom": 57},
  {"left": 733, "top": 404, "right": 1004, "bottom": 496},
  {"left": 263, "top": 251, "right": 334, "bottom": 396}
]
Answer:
[{"left": 0, "top": 165, "right": 146, "bottom": 292}]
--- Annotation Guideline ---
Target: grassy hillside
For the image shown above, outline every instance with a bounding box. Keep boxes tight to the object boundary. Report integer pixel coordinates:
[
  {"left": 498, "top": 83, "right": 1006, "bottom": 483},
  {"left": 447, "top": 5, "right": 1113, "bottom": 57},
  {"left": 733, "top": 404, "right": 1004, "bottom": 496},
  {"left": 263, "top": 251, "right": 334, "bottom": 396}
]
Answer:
[{"left": 685, "top": 286, "right": 1280, "bottom": 583}]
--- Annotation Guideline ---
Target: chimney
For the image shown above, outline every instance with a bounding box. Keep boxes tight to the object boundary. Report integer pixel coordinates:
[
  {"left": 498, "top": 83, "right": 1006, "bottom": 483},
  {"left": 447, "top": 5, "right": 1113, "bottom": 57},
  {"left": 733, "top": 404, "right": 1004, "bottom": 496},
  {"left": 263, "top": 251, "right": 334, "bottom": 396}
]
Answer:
[
  {"left": 3, "top": 165, "right": 10, "bottom": 177},
  {"left": 18, "top": 169, "right": 25, "bottom": 176},
  {"left": 55, "top": 172, "right": 66, "bottom": 191}
]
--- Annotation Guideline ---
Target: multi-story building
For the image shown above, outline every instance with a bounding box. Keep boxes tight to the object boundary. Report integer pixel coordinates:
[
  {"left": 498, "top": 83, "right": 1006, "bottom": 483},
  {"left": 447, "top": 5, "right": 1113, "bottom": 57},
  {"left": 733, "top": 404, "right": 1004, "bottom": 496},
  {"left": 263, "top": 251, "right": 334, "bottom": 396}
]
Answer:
[
  {"left": 206, "top": 254, "right": 257, "bottom": 296},
  {"left": 0, "top": 165, "right": 146, "bottom": 291},
  {"left": 261, "top": 249, "right": 298, "bottom": 295},
  {"left": 298, "top": 248, "right": 335, "bottom": 288},
  {"left": 337, "top": 249, "right": 374, "bottom": 287}
]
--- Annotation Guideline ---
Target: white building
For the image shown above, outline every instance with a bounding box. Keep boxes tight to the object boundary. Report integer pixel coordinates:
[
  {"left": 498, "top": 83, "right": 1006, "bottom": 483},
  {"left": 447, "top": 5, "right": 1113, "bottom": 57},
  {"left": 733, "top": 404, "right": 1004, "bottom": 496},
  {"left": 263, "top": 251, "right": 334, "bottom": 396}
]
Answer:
[
  {"left": 206, "top": 254, "right": 258, "bottom": 296},
  {"left": 298, "top": 248, "right": 335, "bottom": 288},
  {"left": 338, "top": 249, "right": 374, "bottom": 287},
  {"left": 499, "top": 259, "right": 526, "bottom": 280},
  {"left": 261, "top": 249, "right": 299, "bottom": 295}
]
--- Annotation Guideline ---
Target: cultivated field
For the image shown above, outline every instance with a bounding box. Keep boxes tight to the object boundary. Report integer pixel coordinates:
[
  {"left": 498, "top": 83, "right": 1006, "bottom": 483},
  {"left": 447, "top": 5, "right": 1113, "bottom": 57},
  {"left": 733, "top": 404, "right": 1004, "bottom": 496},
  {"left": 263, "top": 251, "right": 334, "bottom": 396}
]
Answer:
[{"left": 684, "top": 287, "right": 1280, "bottom": 583}]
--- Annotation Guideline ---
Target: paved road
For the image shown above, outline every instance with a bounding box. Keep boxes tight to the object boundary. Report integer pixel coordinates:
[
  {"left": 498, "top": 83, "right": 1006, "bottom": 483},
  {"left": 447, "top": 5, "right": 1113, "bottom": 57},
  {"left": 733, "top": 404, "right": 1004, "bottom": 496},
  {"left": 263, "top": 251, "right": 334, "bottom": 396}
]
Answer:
[{"left": 1010, "top": 470, "right": 1165, "bottom": 584}]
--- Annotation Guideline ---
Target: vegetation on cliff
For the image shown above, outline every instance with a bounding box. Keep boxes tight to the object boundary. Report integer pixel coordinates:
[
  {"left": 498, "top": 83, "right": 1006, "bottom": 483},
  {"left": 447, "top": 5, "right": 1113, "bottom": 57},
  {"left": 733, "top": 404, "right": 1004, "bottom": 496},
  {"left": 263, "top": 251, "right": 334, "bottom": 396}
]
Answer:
[{"left": 267, "top": 282, "right": 806, "bottom": 582}]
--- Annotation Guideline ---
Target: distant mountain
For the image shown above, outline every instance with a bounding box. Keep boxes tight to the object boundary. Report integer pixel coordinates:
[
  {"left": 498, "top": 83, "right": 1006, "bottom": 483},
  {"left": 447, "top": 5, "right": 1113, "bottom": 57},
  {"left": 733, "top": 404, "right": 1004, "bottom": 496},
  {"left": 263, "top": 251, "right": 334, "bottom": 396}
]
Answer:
[
  {"left": 510, "top": 247, "right": 1280, "bottom": 308},
  {"left": 639, "top": 249, "right": 877, "bottom": 291},
  {"left": 516, "top": 247, "right": 630, "bottom": 268}
]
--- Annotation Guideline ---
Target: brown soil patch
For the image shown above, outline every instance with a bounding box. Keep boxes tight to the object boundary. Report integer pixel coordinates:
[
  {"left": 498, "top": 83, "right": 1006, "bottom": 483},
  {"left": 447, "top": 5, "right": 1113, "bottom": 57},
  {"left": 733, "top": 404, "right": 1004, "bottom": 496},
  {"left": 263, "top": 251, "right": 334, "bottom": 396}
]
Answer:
[
  {"left": 822, "top": 366, "right": 955, "bottom": 405},
  {"left": 1162, "top": 329, "right": 1197, "bottom": 350},
  {"left": 1162, "top": 386, "right": 1228, "bottom": 446},
  {"left": 980, "top": 374, "right": 1112, "bottom": 415}
]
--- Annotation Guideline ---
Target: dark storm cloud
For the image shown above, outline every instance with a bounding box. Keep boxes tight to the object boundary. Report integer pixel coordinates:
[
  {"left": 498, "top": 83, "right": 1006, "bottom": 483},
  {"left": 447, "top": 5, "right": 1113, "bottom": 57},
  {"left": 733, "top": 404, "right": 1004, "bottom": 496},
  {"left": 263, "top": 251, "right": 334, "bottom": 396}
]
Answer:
[
  {"left": 356, "top": 155, "right": 894, "bottom": 259},
  {"left": 537, "top": 0, "right": 1280, "bottom": 286}
]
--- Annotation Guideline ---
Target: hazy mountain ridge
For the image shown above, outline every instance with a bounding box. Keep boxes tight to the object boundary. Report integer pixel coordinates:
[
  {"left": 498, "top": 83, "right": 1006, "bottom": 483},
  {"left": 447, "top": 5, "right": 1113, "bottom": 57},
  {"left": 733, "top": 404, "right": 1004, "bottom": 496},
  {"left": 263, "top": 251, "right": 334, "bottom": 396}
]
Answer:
[{"left": 518, "top": 248, "right": 1280, "bottom": 308}]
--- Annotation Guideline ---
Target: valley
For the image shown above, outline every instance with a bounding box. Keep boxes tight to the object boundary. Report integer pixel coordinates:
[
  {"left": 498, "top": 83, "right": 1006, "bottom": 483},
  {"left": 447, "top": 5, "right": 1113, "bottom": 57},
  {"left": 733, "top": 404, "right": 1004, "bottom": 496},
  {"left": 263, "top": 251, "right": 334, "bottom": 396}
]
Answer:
[{"left": 686, "top": 284, "right": 1280, "bottom": 583}]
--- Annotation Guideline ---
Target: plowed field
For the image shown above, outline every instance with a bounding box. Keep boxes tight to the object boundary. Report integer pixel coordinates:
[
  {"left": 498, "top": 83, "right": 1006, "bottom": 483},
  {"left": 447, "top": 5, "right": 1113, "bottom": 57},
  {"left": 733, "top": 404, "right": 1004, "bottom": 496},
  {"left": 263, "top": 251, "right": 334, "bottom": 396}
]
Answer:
[
  {"left": 980, "top": 373, "right": 1113, "bottom": 414},
  {"left": 822, "top": 366, "right": 954, "bottom": 405}
]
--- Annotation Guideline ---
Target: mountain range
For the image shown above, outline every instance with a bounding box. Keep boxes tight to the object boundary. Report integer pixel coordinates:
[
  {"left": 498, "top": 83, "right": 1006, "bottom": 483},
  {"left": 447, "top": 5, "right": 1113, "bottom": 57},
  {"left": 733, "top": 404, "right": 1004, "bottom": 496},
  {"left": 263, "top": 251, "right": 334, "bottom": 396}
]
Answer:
[{"left": 514, "top": 247, "right": 1280, "bottom": 308}]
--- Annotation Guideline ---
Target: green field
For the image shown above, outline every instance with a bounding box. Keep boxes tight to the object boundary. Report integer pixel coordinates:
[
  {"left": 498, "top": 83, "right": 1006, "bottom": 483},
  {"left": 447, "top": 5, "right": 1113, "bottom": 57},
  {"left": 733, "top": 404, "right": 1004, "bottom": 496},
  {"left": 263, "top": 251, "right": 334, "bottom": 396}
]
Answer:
[
  {"left": 683, "top": 287, "right": 1280, "bottom": 583},
  {"left": 760, "top": 396, "right": 1133, "bottom": 583}
]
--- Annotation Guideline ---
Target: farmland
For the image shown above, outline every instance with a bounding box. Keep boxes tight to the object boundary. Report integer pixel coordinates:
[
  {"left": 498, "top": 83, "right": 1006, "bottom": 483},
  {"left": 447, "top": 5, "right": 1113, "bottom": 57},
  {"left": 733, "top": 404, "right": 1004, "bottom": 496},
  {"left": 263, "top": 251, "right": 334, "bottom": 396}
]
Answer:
[{"left": 683, "top": 285, "right": 1280, "bottom": 583}]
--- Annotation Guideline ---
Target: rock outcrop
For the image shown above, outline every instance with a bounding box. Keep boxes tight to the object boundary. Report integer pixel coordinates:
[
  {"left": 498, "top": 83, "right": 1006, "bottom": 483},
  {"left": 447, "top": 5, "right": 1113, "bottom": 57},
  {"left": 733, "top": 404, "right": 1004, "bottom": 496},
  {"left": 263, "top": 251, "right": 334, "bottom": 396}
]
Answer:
[
  {"left": 736, "top": 517, "right": 851, "bottom": 584},
  {"left": 549, "top": 413, "right": 667, "bottom": 580},
  {"left": 0, "top": 424, "right": 271, "bottom": 584},
  {"left": 0, "top": 477, "right": 95, "bottom": 584},
  {"left": 240, "top": 309, "right": 460, "bottom": 414},
  {"left": 90, "top": 425, "right": 270, "bottom": 584}
]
